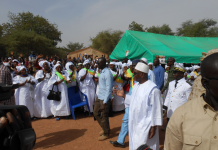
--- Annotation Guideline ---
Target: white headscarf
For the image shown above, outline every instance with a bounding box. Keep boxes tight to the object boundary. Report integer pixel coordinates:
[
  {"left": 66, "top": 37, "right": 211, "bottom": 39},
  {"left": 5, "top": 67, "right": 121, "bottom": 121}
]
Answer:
[
  {"left": 39, "top": 60, "right": 50, "bottom": 69},
  {"left": 53, "top": 64, "right": 61, "bottom": 73},
  {"left": 19, "top": 66, "right": 27, "bottom": 72},
  {"left": 110, "top": 62, "right": 115, "bottom": 65},
  {"left": 193, "top": 65, "right": 200, "bottom": 71},
  {"left": 83, "top": 60, "right": 90, "bottom": 65},
  {"left": 65, "top": 62, "right": 74, "bottom": 71},
  {"left": 127, "top": 60, "right": 132, "bottom": 66},
  {"left": 141, "top": 58, "right": 148, "bottom": 64},
  {"left": 165, "top": 65, "right": 170, "bottom": 69},
  {"left": 3, "top": 62, "right": 10, "bottom": 67},
  {"left": 122, "top": 63, "right": 127, "bottom": 69},
  {"left": 13, "top": 59, "right": 19, "bottom": 63}
]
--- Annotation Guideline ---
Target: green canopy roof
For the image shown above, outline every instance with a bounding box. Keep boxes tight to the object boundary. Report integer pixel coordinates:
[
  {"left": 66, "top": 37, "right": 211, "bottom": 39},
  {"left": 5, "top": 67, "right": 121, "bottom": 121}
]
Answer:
[{"left": 109, "top": 30, "right": 218, "bottom": 63}]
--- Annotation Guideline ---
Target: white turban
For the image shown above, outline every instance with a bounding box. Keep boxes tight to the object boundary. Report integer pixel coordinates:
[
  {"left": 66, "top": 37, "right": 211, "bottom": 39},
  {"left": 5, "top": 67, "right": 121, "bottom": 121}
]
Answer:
[
  {"left": 65, "top": 62, "right": 74, "bottom": 71},
  {"left": 78, "top": 63, "right": 82, "bottom": 66},
  {"left": 8, "top": 57, "right": 12, "bottom": 60},
  {"left": 83, "top": 60, "right": 90, "bottom": 65},
  {"left": 141, "top": 58, "right": 148, "bottom": 64},
  {"left": 135, "top": 62, "right": 149, "bottom": 73},
  {"left": 57, "top": 61, "right": 61, "bottom": 64},
  {"left": 148, "top": 62, "right": 153, "bottom": 65},
  {"left": 39, "top": 60, "right": 50, "bottom": 69}
]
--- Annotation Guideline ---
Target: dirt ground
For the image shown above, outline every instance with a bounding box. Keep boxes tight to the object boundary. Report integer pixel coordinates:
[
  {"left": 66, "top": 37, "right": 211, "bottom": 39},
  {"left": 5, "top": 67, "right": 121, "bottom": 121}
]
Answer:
[{"left": 32, "top": 111, "right": 167, "bottom": 150}]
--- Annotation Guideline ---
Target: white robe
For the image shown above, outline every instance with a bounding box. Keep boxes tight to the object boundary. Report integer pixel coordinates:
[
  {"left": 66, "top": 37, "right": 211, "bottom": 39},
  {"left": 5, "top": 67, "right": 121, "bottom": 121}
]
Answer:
[
  {"left": 13, "top": 75, "right": 37, "bottom": 118},
  {"left": 129, "top": 80, "right": 163, "bottom": 150},
  {"left": 110, "top": 69, "right": 125, "bottom": 112},
  {"left": 33, "top": 70, "right": 52, "bottom": 118},
  {"left": 47, "top": 73, "right": 71, "bottom": 117},
  {"left": 78, "top": 68, "right": 95, "bottom": 112}
]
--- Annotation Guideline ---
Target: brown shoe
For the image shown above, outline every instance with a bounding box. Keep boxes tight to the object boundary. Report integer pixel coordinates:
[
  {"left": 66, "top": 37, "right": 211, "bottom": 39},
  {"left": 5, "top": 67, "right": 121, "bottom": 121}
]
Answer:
[
  {"left": 99, "top": 130, "right": 104, "bottom": 136},
  {"left": 98, "top": 135, "right": 109, "bottom": 141}
]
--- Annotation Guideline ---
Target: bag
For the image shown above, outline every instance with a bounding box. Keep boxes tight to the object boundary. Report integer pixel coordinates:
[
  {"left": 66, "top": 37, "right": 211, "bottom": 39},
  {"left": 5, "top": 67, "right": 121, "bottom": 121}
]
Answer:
[{"left": 47, "top": 84, "right": 61, "bottom": 101}]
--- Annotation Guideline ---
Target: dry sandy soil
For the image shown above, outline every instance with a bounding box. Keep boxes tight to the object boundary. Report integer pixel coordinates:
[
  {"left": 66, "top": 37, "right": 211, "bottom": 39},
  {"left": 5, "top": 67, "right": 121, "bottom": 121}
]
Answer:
[{"left": 32, "top": 111, "right": 166, "bottom": 150}]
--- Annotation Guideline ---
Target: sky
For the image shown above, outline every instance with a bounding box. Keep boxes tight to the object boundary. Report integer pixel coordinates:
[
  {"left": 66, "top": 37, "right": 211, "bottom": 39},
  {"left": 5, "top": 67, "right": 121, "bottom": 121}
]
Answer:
[{"left": 1, "top": 0, "right": 218, "bottom": 48}]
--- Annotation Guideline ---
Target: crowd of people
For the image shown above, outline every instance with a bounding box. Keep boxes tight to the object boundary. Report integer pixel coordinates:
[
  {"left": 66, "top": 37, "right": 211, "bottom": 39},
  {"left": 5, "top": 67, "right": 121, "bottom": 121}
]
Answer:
[{"left": 0, "top": 48, "right": 217, "bottom": 150}]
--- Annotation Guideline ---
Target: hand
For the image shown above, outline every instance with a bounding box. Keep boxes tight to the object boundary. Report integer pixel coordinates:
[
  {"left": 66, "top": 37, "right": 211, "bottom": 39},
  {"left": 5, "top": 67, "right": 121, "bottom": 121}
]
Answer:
[
  {"left": 60, "top": 79, "right": 65, "bottom": 83},
  {"left": 123, "top": 69, "right": 127, "bottom": 74},
  {"left": 161, "top": 90, "right": 164, "bottom": 94},
  {"left": 113, "top": 87, "right": 124, "bottom": 98},
  {"left": 149, "top": 126, "right": 157, "bottom": 139},
  {"left": 100, "top": 104, "right": 105, "bottom": 112}
]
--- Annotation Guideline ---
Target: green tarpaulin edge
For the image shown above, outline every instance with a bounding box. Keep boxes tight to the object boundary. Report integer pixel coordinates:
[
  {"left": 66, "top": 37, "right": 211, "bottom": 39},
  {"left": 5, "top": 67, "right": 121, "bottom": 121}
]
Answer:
[{"left": 110, "top": 30, "right": 218, "bottom": 63}]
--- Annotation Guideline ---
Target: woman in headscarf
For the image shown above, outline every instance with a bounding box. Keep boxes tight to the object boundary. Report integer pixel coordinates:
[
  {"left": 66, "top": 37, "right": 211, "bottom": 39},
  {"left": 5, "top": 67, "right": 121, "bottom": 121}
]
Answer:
[
  {"left": 13, "top": 66, "right": 37, "bottom": 118},
  {"left": 188, "top": 65, "right": 201, "bottom": 84},
  {"left": 109, "top": 62, "right": 125, "bottom": 112},
  {"left": 33, "top": 60, "right": 53, "bottom": 118},
  {"left": 47, "top": 64, "right": 71, "bottom": 120},
  {"left": 63, "top": 62, "right": 78, "bottom": 88},
  {"left": 78, "top": 60, "right": 95, "bottom": 112}
]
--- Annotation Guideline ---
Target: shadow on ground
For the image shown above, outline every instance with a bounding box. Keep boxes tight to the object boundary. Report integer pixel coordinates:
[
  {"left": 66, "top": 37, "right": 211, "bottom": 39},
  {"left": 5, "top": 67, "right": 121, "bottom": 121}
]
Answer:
[{"left": 34, "top": 129, "right": 87, "bottom": 149}]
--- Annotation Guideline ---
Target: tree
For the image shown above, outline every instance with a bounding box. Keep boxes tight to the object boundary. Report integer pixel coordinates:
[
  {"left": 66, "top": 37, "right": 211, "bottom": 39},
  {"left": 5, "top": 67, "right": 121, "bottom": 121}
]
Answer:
[
  {"left": 1, "top": 29, "right": 57, "bottom": 57},
  {"left": 0, "top": 25, "right": 3, "bottom": 37},
  {"left": 176, "top": 19, "right": 218, "bottom": 37},
  {"left": 128, "top": 21, "right": 145, "bottom": 32},
  {"left": 66, "top": 42, "right": 84, "bottom": 52},
  {"left": 90, "top": 29, "right": 124, "bottom": 54},
  {"left": 2, "top": 11, "right": 62, "bottom": 45},
  {"left": 145, "top": 24, "right": 174, "bottom": 35}
]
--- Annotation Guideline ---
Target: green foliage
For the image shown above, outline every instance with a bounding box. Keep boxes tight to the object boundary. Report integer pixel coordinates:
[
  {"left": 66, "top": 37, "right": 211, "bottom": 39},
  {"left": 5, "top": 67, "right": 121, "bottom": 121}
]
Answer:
[
  {"left": 2, "top": 29, "right": 57, "bottom": 57},
  {"left": 90, "top": 29, "right": 123, "bottom": 54},
  {"left": 66, "top": 42, "right": 84, "bottom": 52},
  {"left": 128, "top": 21, "right": 145, "bottom": 32},
  {"left": 2, "top": 11, "right": 62, "bottom": 45},
  {"left": 145, "top": 24, "right": 174, "bottom": 35},
  {"left": 176, "top": 19, "right": 218, "bottom": 37},
  {"left": 0, "top": 25, "right": 3, "bottom": 37}
]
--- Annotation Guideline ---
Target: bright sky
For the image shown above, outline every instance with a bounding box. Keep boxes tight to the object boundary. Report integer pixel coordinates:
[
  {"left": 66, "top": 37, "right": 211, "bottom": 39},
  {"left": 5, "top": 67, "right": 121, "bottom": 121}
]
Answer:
[{"left": 1, "top": 0, "right": 218, "bottom": 48}]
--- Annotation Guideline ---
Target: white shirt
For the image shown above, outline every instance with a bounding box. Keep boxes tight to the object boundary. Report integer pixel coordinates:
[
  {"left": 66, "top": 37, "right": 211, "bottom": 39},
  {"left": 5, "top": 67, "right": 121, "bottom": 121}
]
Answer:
[{"left": 164, "top": 78, "right": 192, "bottom": 118}]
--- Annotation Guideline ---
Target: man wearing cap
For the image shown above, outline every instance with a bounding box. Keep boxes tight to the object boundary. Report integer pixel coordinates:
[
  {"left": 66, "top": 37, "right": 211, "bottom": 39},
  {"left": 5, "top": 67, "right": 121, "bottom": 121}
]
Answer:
[
  {"left": 114, "top": 62, "right": 162, "bottom": 150},
  {"left": 110, "top": 59, "right": 140, "bottom": 148},
  {"left": 164, "top": 52, "right": 218, "bottom": 150},
  {"left": 163, "top": 63, "right": 192, "bottom": 124}
]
